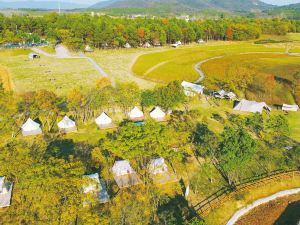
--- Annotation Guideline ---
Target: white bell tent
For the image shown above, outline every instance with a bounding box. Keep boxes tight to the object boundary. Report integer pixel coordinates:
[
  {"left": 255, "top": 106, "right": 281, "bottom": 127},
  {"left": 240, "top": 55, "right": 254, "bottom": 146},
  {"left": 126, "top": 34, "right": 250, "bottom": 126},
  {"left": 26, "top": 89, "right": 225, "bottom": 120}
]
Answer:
[
  {"left": 150, "top": 107, "right": 166, "bottom": 120},
  {"left": 57, "top": 116, "right": 77, "bottom": 133},
  {"left": 95, "top": 112, "right": 113, "bottom": 128},
  {"left": 21, "top": 118, "right": 42, "bottom": 136},
  {"left": 128, "top": 107, "right": 144, "bottom": 120}
]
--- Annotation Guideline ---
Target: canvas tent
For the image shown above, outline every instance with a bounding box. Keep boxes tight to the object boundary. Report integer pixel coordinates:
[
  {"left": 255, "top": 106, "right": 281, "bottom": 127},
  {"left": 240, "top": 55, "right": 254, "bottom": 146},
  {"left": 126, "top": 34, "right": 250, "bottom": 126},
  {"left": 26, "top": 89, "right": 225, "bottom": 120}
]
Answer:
[
  {"left": 234, "top": 99, "right": 271, "bottom": 113},
  {"left": 57, "top": 116, "right": 77, "bottom": 133},
  {"left": 282, "top": 104, "right": 299, "bottom": 112},
  {"left": 198, "top": 39, "right": 205, "bottom": 44},
  {"left": 83, "top": 173, "right": 109, "bottom": 204},
  {"left": 176, "top": 41, "right": 182, "bottom": 45},
  {"left": 148, "top": 158, "right": 168, "bottom": 175},
  {"left": 128, "top": 106, "right": 144, "bottom": 120},
  {"left": 150, "top": 107, "right": 166, "bottom": 121},
  {"left": 95, "top": 112, "right": 113, "bottom": 128},
  {"left": 0, "top": 177, "right": 13, "bottom": 208},
  {"left": 21, "top": 118, "right": 42, "bottom": 136},
  {"left": 171, "top": 43, "right": 179, "bottom": 48},
  {"left": 112, "top": 160, "right": 141, "bottom": 188},
  {"left": 181, "top": 81, "right": 204, "bottom": 96},
  {"left": 143, "top": 42, "right": 152, "bottom": 48},
  {"left": 124, "top": 43, "right": 131, "bottom": 48}
]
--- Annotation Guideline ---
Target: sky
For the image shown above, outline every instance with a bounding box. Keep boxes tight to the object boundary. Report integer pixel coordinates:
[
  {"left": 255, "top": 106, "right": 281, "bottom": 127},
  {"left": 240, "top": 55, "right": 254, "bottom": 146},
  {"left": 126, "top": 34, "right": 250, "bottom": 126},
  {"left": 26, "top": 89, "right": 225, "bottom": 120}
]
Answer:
[{"left": 3, "top": 0, "right": 300, "bottom": 6}]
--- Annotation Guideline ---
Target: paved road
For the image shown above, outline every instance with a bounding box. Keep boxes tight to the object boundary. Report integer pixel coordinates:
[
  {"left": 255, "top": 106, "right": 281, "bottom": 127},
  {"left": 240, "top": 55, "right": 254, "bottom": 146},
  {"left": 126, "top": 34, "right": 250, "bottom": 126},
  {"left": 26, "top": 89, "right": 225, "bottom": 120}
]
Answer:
[{"left": 225, "top": 188, "right": 300, "bottom": 225}]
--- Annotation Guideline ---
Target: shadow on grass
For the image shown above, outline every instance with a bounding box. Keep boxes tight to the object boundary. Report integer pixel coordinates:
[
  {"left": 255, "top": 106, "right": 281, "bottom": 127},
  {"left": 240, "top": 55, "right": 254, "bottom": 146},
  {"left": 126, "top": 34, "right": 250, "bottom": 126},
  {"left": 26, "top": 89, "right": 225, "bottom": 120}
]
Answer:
[{"left": 274, "top": 200, "right": 300, "bottom": 225}]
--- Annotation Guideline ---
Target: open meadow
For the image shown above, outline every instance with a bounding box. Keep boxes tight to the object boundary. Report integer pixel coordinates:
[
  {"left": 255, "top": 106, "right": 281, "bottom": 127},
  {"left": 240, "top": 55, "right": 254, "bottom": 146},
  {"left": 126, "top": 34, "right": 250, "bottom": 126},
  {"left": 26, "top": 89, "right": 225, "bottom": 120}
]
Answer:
[{"left": 0, "top": 48, "right": 101, "bottom": 95}]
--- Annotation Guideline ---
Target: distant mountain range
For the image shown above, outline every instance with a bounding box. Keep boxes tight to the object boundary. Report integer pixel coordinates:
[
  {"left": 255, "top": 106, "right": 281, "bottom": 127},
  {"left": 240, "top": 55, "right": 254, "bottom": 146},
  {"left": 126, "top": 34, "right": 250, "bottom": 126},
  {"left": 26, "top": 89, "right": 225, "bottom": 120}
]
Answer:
[
  {"left": 90, "top": 0, "right": 273, "bottom": 12},
  {"left": 0, "top": 0, "right": 88, "bottom": 10}
]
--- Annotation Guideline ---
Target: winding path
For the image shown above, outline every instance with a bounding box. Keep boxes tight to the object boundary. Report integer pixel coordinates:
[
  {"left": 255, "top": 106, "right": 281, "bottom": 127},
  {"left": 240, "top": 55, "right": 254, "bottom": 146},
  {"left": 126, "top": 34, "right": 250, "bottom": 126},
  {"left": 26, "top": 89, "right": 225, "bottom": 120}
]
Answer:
[{"left": 225, "top": 188, "right": 300, "bottom": 225}]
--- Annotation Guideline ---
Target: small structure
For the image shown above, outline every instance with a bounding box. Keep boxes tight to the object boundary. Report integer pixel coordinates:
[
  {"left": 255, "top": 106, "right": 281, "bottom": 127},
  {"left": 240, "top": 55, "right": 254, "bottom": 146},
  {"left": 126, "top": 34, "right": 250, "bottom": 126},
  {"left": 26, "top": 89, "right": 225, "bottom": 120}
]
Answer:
[
  {"left": 148, "top": 158, "right": 178, "bottom": 184},
  {"left": 124, "top": 43, "right": 131, "bottom": 49},
  {"left": 112, "top": 160, "right": 141, "bottom": 188},
  {"left": 95, "top": 112, "right": 113, "bottom": 129},
  {"left": 128, "top": 106, "right": 144, "bottom": 121},
  {"left": 143, "top": 42, "right": 152, "bottom": 48},
  {"left": 148, "top": 158, "right": 168, "bottom": 175},
  {"left": 198, "top": 39, "right": 205, "bottom": 44},
  {"left": 282, "top": 104, "right": 299, "bottom": 112},
  {"left": 171, "top": 43, "right": 179, "bottom": 48},
  {"left": 176, "top": 41, "right": 182, "bottom": 45},
  {"left": 57, "top": 116, "right": 77, "bottom": 133},
  {"left": 213, "top": 90, "right": 236, "bottom": 100},
  {"left": 0, "top": 177, "right": 13, "bottom": 208},
  {"left": 85, "top": 45, "right": 94, "bottom": 52},
  {"left": 83, "top": 173, "right": 109, "bottom": 204},
  {"left": 181, "top": 81, "right": 204, "bottom": 96},
  {"left": 234, "top": 99, "right": 271, "bottom": 113},
  {"left": 150, "top": 107, "right": 166, "bottom": 121},
  {"left": 21, "top": 118, "right": 42, "bottom": 136},
  {"left": 28, "top": 52, "right": 40, "bottom": 60},
  {"left": 153, "top": 40, "right": 161, "bottom": 47}
]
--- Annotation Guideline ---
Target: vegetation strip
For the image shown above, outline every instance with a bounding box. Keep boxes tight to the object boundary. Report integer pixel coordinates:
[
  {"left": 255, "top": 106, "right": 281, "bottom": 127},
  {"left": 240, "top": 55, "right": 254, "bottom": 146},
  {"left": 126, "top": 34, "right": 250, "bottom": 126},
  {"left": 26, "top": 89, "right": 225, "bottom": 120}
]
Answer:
[{"left": 225, "top": 188, "right": 300, "bottom": 225}]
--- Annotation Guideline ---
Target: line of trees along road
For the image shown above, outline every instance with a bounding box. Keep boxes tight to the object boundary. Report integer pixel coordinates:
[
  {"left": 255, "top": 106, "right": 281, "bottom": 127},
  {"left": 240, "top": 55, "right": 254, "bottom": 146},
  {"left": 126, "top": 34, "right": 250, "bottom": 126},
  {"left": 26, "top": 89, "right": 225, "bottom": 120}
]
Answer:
[{"left": 0, "top": 13, "right": 299, "bottom": 50}]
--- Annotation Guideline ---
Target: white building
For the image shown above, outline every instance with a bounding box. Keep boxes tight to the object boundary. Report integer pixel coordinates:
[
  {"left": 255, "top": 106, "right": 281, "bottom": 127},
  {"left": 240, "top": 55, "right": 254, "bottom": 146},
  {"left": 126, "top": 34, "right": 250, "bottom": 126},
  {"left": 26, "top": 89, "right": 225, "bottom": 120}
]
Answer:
[
  {"left": 181, "top": 81, "right": 204, "bottom": 96},
  {"left": 57, "top": 116, "right": 77, "bottom": 133},
  {"left": 21, "top": 118, "right": 42, "bottom": 136},
  {"left": 95, "top": 112, "right": 113, "bottom": 128},
  {"left": 234, "top": 99, "right": 271, "bottom": 113},
  {"left": 282, "top": 104, "right": 299, "bottom": 112},
  {"left": 83, "top": 173, "right": 109, "bottom": 204},
  {"left": 150, "top": 107, "right": 166, "bottom": 121},
  {"left": 0, "top": 177, "right": 13, "bottom": 208}
]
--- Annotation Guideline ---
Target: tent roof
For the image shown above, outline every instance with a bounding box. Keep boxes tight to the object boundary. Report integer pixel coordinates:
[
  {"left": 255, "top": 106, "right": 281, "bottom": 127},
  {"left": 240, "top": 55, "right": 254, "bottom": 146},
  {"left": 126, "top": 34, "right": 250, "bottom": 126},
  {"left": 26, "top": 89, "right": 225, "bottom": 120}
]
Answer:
[
  {"left": 282, "top": 104, "right": 299, "bottom": 111},
  {"left": 150, "top": 107, "right": 166, "bottom": 119},
  {"left": 128, "top": 106, "right": 144, "bottom": 119},
  {"left": 22, "top": 118, "right": 40, "bottom": 132},
  {"left": 58, "top": 116, "right": 76, "bottom": 129},
  {"left": 0, "top": 177, "right": 4, "bottom": 190},
  {"left": 112, "top": 160, "right": 134, "bottom": 176},
  {"left": 149, "top": 157, "right": 166, "bottom": 168},
  {"left": 148, "top": 158, "right": 168, "bottom": 174},
  {"left": 181, "top": 81, "right": 204, "bottom": 94},
  {"left": 234, "top": 99, "right": 271, "bottom": 113},
  {"left": 96, "top": 112, "right": 112, "bottom": 125}
]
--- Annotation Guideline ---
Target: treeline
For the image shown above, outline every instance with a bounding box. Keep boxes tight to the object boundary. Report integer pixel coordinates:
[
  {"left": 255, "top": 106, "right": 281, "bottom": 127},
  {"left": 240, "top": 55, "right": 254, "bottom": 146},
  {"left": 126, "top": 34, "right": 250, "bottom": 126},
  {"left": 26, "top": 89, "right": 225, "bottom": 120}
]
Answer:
[{"left": 0, "top": 13, "right": 299, "bottom": 49}]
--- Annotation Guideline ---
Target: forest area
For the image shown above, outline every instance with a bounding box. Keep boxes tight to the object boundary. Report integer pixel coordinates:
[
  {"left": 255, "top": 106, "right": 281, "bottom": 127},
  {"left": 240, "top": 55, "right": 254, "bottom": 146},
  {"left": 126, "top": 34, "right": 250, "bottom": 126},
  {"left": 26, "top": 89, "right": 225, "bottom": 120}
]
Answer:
[
  {"left": 0, "top": 13, "right": 299, "bottom": 50},
  {"left": 0, "top": 78, "right": 299, "bottom": 224}
]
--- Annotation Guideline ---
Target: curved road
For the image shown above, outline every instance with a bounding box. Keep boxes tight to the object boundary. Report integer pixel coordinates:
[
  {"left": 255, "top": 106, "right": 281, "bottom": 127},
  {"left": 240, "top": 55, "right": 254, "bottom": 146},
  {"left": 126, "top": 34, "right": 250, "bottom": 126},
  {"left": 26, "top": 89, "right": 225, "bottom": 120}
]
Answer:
[{"left": 225, "top": 188, "right": 300, "bottom": 225}]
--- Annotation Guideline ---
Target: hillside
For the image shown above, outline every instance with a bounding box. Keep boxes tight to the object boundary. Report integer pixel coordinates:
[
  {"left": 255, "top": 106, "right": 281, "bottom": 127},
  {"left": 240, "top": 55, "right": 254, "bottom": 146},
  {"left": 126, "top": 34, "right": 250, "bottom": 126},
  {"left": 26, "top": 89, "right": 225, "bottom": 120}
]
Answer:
[{"left": 91, "top": 0, "right": 273, "bottom": 12}]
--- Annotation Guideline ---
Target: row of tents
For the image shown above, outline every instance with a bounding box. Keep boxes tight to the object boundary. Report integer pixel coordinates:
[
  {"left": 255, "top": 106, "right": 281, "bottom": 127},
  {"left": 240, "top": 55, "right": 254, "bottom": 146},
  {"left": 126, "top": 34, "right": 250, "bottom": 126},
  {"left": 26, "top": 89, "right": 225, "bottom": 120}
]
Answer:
[
  {"left": 21, "top": 106, "right": 167, "bottom": 136},
  {"left": 1, "top": 157, "right": 176, "bottom": 207}
]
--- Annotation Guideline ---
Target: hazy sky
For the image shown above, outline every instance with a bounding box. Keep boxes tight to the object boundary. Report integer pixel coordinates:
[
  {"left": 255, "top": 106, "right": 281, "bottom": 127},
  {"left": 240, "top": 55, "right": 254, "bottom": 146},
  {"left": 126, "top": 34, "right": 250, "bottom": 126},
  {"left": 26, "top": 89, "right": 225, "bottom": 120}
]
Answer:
[{"left": 4, "top": 0, "right": 300, "bottom": 6}]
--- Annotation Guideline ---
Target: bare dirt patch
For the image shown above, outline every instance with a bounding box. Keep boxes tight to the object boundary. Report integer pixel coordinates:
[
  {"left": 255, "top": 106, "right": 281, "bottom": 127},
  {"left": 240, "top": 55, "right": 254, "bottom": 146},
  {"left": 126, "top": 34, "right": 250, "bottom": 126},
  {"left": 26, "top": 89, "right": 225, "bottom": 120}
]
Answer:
[
  {"left": 235, "top": 193, "right": 300, "bottom": 225},
  {"left": 0, "top": 66, "right": 13, "bottom": 91}
]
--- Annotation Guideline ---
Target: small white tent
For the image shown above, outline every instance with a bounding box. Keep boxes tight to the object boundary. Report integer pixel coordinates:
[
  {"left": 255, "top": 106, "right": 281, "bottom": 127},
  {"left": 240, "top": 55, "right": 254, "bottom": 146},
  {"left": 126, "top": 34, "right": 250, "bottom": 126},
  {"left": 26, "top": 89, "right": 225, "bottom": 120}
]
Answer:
[
  {"left": 21, "top": 118, "right": 42, "bottom": 136},
  {"left": 176, "top": 41, "right": 182, "bottom": 45},
  {"left": 143, "top": 42, "right": 152, "bottom": 48},
  {"left": 282, "top": 104, "right": 299, "bottom": 112},
  {"left": 112, "top": 160, "right": 135, "bottom": 177},
  {"left": 0, "top": 177, "right": 13, "bottom": 208},
  {"left": 83, "top": 173, "right": 109, "bottom": 203},
  {"left": 198, "top": 39, "right": 205, "bottom": 44},
  {"left": 234, "top": 99, "right": 271, "bottom": 113},
  {"left": 148, "top": 158, "right": 168, "bottom": 175},
  {"left": 95, "top": 112, "right": 113, "bottom": 128},
  {"left": 58, "top": 116, "right": 77, "bottom": 133},
  {"left": 181, "top": 81, "right": 204, "bottom": 96},
  {"left": 128, "top": 107, "right": 144, "bottom": 120},
  {"left": 214, "top": 90, "right": 236, "bottom": 100},
  {"left": 150, "top": 107, "right": 166, "bottom": 120},
  {"left": 124, "top": 43, "right": 131, "bottom": 49}
]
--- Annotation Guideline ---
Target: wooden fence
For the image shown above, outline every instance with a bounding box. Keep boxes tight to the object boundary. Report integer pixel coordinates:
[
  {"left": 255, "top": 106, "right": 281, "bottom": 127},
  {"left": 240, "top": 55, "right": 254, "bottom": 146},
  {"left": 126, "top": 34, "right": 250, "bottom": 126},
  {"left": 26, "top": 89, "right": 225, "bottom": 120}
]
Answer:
[{"left": 192, "top": 169, "right": 300, "bottom": 217}]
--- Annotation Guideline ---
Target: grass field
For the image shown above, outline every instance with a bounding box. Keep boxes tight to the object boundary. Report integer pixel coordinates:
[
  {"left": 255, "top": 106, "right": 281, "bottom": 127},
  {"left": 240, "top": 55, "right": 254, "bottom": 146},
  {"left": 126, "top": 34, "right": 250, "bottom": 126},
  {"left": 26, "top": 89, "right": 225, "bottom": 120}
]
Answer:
[
  {"left": 0, "top": 49, "right": 100, "bottom": 95},
  {"left": 132, "top": 42, "right": 287, "bottom": 83}
]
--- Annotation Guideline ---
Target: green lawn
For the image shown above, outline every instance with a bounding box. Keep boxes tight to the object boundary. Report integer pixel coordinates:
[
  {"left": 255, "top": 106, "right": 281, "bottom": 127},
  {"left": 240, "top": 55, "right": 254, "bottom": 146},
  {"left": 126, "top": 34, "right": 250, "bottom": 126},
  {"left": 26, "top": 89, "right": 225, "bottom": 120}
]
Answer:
[{"left": 0, "top": 49, "right": 100, "bottom": 95}]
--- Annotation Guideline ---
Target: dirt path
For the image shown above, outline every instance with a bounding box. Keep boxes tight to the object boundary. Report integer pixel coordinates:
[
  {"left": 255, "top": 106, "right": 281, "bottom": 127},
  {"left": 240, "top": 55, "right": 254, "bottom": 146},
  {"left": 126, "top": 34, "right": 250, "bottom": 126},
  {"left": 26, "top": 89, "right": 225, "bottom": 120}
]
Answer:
[
  {"left": 225, "top": 188, "right": 300, "bottom": 225},
  {"left": 144, "top": 60, "right": 170, "bottom": 76}
]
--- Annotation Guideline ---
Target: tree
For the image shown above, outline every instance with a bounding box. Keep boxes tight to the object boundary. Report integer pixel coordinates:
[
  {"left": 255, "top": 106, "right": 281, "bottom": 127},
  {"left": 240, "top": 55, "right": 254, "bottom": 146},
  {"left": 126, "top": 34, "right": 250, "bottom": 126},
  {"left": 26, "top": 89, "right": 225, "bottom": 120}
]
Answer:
[{"left": 226, "top": 26, "right": 233, "bottom": 41}]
